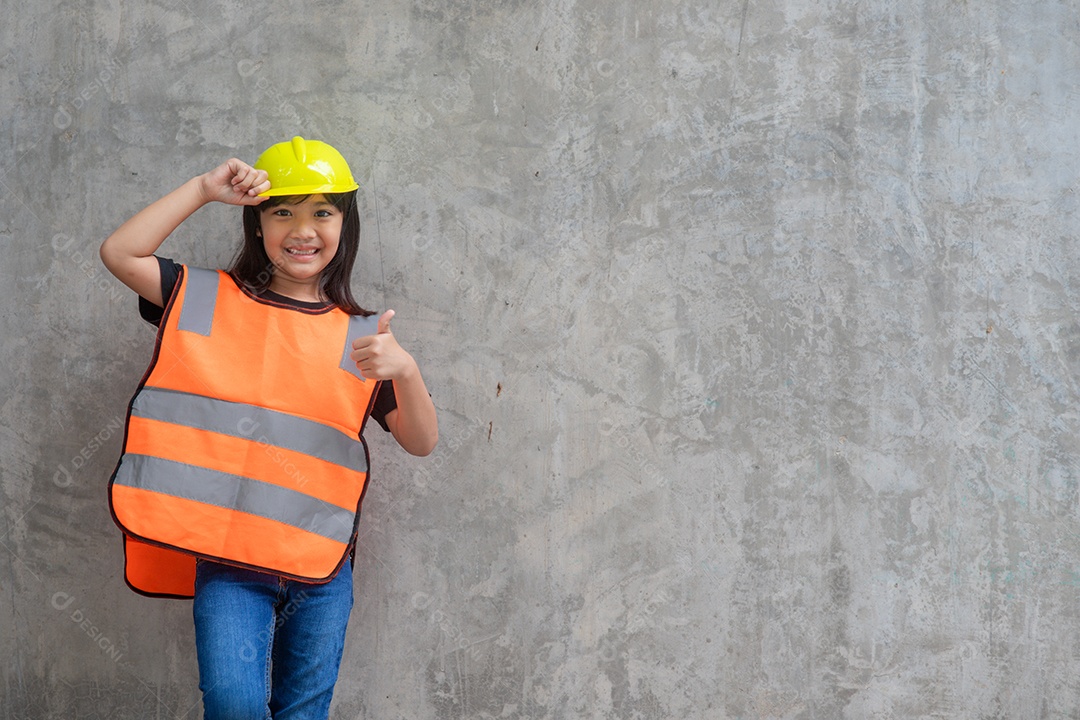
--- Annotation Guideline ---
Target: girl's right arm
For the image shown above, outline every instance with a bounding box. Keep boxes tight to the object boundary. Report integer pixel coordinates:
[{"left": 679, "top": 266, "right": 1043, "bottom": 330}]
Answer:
[{"left": 100, "top": 160, "right": 269, "bottom": 306}]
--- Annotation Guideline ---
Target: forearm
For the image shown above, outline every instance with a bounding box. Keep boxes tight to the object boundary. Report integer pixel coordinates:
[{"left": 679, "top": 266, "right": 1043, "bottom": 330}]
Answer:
[
  {"left": 386, "top": 363, "right": 439, "bottom": 456},
  {"left": 101, "top": 178, "right": 208, "bottom": 265},
  {"left": 100, "top": 160, "right": 268, "bottom": 304},
  {"left": 99, "top": 177, "right": 210, "bottom": 303}
]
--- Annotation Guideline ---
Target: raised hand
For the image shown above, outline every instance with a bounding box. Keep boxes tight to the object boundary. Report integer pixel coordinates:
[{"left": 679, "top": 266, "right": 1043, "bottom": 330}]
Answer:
[{"left": 199, "top": 159, "right": 270, "bottom": 206}]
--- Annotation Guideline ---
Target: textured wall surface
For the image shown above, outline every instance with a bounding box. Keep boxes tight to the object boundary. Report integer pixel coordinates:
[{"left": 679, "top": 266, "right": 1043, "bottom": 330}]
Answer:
[{"left": 3, "top": 0, "right": 1080, "bottom": 718}]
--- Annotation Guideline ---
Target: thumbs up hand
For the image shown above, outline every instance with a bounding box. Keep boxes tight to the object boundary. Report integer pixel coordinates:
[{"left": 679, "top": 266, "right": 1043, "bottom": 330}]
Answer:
[{"left": 350, "top": 310, "right": 418, "bottom": 382}]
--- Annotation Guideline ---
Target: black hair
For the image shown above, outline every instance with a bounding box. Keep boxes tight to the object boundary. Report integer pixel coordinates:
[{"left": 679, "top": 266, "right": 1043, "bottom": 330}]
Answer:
[{"left": 229, "top": 191, "right": 373, "bottom": 316}]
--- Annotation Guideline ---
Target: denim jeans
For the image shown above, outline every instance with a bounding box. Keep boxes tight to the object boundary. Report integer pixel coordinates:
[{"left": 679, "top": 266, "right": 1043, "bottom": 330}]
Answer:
[{"left": 192, "top": 559, "right": 354, "bottom": 720}]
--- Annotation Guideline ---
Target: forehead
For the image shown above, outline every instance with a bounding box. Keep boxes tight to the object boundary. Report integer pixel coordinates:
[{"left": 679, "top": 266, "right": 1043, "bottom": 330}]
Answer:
[{"left": 264, "top": 194, "right": 332, "bottom": 209}]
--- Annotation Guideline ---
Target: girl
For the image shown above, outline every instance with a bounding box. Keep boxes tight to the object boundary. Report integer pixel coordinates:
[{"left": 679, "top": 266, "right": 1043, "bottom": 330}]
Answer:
[{"left": 101, "top": 137, "right": 438, "bottom": 719}]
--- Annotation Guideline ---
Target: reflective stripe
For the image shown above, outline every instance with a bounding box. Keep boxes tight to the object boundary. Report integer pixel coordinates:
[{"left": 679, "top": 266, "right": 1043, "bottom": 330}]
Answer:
[
  {"left": 132, "top": 387, "right": 366, "bottom": 471},
  {"left": 114, "top": 454, "right": 356, "bottom": 544},
  {"left": 340, "top": 313, "right": 380, "bottom": 380},
  {"left": 177, "top": 267, "right": 219, "bottom": 336}
]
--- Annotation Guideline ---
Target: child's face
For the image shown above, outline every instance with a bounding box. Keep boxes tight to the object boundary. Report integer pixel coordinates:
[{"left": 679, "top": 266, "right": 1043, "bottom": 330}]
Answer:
[{"left": 258, "top": 194, "right": 342, "bottom": 298}]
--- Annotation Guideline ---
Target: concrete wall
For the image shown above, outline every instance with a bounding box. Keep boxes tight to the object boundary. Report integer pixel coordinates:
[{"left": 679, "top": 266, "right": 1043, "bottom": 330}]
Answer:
[{"left": 3, "top": 0, "right": 1079, "bottom": 717}]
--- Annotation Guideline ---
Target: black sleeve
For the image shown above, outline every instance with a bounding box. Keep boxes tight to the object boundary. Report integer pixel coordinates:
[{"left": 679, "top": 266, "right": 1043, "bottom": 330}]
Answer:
[
  {"left": 368, "top": 381, "right": 398, "bottom": 433},
  {"left": 138, "top": 256, "right": 183, "bottom": 327}
]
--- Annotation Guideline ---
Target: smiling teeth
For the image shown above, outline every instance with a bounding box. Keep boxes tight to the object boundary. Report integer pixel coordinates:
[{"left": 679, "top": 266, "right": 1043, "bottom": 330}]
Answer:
[{"left": 287, "top": 248, "right": 317, "bottom": 255}]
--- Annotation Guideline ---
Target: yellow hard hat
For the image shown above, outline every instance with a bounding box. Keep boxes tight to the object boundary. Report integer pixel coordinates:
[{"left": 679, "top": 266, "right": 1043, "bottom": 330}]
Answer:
[{"left": 254, "top": 136, "right": 359, "bottom": 197}]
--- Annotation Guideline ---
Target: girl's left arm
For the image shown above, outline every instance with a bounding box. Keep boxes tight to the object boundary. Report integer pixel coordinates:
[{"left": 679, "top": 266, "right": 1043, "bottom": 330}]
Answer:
[
  {"left": 383, "top": 365, "right": 439, "bottom": 457},
  {"left": 352, "top": 310, "right": 438, "bottom": 456}
]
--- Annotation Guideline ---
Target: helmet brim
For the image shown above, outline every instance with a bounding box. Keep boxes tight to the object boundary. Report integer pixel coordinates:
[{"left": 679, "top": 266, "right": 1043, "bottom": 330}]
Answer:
[{"left": 258, "top": 182, "right": 360, "bottom": 198}]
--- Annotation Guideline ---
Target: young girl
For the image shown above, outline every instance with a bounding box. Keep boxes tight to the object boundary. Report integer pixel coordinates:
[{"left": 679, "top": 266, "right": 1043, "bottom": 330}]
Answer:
[{"left": 101, "top": 137, "right": 438, "bottom": 719}]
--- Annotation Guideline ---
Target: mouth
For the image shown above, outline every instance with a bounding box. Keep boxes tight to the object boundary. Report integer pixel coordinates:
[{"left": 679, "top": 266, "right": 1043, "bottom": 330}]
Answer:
[{"left": 284, "top": 246, "right": 320, "bottom": 258}]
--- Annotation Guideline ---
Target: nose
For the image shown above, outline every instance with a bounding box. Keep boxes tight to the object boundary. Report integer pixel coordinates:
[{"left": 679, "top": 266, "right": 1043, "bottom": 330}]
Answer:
[{"left": 291, "top": 216, "right": 317, "bottom": 240}]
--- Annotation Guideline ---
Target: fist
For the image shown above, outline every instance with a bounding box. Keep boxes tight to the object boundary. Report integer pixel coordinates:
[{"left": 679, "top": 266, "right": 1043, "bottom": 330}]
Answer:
[{"left": 201, "top": 159, "right": 270, "bottom": 206}]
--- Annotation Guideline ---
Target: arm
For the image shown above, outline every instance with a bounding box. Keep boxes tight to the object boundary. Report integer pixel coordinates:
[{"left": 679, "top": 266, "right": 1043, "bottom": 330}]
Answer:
[
  {"left": 99, "top": 160, "right": 269, "bottom": 305},
  {"left": 352, "top": 311, "right": 439, "bottom": 456}
]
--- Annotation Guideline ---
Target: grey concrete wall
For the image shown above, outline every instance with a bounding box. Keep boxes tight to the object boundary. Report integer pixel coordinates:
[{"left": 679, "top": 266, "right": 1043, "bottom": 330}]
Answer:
[{"left": 3, "top": 0, "right": 1079, "bottom": 717}]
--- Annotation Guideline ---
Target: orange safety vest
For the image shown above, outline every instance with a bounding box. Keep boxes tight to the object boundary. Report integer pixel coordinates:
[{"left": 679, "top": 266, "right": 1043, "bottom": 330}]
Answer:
[{"left": 108, "top": 266, "right": 381, "bottom": 598}]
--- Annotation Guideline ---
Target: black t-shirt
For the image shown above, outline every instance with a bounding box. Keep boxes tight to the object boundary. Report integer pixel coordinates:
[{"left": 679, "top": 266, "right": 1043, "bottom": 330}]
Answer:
[{"left": 139, "top": 256, "right": 396, "bottom": 433}]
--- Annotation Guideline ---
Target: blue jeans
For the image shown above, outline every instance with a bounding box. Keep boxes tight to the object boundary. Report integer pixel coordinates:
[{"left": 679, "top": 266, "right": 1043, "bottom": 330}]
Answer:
[{"left": 192, "top": 559, "right": 354, "bottom": 720}]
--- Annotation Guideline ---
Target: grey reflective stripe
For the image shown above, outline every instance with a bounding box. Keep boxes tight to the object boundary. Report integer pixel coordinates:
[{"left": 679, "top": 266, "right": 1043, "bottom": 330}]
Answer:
[
  {"left": 132, "top": 387, "right": 367, "bottom": 471},
  {"left": 340, "top": 313, "right": 380, "bottom": 380},
  {"left": 115, "top": 454, "right": 355, "bottom": 544},
  {"left": 177, "top": 267, "right": 219, "bottom": 336}
]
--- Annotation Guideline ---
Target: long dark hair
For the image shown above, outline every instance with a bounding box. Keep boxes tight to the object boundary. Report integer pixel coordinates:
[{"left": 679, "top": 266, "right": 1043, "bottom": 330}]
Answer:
[{"left": 229, "top": 191, "right": 373, "bottom": 316}]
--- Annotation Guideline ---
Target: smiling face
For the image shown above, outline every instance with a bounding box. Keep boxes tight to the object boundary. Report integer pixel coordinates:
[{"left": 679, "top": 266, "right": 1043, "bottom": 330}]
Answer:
[{"left": 257, "top": 194, "right": 343, "bottom": 301}]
